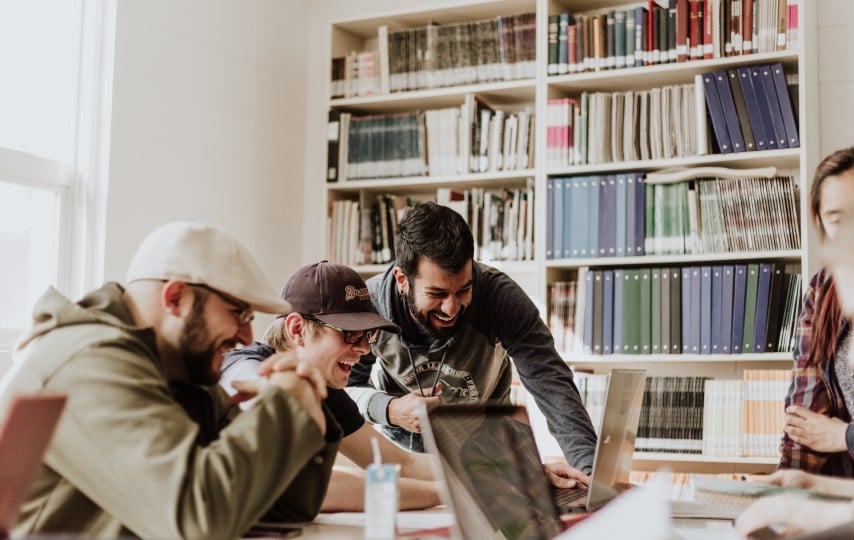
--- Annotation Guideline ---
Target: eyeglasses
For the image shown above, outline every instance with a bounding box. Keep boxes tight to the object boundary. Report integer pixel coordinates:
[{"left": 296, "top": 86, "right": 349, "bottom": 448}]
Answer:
[
  {"left": 191, "top": 284, "right": 255, "bottom": 326},
  {"left": 304, "top": 316, "right": 379, "bottom": 346}
]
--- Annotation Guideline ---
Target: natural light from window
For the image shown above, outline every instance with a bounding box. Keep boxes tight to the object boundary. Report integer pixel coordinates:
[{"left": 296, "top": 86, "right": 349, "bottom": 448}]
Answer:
[{"left": 0, "top": 0, "right": 113, "bottom": 348}]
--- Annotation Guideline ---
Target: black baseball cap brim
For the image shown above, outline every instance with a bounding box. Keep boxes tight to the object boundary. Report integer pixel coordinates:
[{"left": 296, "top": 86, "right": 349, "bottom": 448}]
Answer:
[{"left": 314, "top": 311, "right": 401, "bottom": 334}]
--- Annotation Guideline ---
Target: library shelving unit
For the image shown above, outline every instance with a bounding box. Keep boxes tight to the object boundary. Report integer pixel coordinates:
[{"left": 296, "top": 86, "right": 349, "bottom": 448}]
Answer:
[{"left": 321, "top": 0, "right": 818, "bottom": 475}]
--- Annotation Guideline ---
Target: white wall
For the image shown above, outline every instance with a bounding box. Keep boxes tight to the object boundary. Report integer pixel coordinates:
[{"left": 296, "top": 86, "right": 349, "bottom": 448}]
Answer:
[
  {"left": 105, "top": 0, "right": 309, "bottom": 332},
  {"left": 818, "top": 0, "right": 854, "bottom": 156}
]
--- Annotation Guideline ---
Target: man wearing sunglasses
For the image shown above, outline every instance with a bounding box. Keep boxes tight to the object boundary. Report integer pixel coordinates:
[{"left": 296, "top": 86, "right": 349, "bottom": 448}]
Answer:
[
  {"left": 220, "top": 260, "right": 444, "bottom": 512},
  {"left": 0, "top": 222, "right": 338, "bottom": 538}
]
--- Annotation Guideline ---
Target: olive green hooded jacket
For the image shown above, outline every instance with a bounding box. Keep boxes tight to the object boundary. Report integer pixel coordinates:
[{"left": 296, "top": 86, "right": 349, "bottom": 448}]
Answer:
[{"left": 1, "top": 283, "right": 339, "bottom": 538}]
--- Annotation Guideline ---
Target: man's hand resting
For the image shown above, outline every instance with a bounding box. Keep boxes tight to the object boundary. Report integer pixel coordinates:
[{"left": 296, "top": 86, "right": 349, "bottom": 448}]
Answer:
[
  {"left": 543, "top": 461, "right": 590, "bottom": 489},
  {"left": 230, "top": 353, "right": 328, "bottom": 432},
  {"left": 387, "top": 388, "right": 441, "bottom": 432}
]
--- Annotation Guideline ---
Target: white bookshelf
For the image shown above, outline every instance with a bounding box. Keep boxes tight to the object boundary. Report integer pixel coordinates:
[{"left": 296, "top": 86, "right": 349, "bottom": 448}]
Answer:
[{"left": 321, "top": 0, "right": 818, "bottom": 474}]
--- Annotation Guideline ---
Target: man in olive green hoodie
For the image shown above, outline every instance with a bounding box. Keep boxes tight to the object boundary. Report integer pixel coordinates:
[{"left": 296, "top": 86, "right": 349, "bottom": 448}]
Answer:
[{"left": 0, "top": 222, "right": 340, "bottom": 539}]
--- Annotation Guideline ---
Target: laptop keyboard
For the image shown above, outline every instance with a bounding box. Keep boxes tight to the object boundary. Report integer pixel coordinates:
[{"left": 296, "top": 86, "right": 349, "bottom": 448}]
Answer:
[{"left": 552, "top": 486, "right": 587, "bottom": 509}]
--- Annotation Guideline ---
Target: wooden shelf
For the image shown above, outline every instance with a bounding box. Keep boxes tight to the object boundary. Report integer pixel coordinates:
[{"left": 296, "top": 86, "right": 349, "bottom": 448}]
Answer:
[
  {"left": 330, "top": 79, "right": 536, "bottom": 113},
  {"left": 547, "top": 50, "right": 798, "bottom": 94},
  {"left": 564, "top": 352, "right": 792, "bottom": 364},
  {"left": 327, "top": 170, "right": 535, "bottom": 194},
  {"left": 546, "top": 148, "right": 801, "bottom": 176},
  {"left": 546, "top": 250, "right": 803, "bottom": 269},
  {"left": 634, "top": 452, "right": 778, "bottom": 465}
]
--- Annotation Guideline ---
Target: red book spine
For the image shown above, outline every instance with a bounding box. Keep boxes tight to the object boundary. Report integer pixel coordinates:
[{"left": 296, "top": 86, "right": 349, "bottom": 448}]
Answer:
[
  {"left": 702, "top": 0, "right": 713, "bottom": 59},
  {"left": 676, "top": 0, "right": 689, "bottom": 61},
  {"left": 689, "top": 0, "right": 701, "bottom": 59},
  {"left": 742, "top": 0, "right": 754, "bottom": 54}
]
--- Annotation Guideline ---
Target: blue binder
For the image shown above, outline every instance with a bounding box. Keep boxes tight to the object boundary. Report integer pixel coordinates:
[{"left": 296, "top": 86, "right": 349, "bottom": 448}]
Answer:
[
  {"left": 616, "top": 173, "right": 628, "bottom": 257},
  {"left": 713, "top": 70, "right": 746, "bottom": 152},
  {"left": 546, "top": 179, "right": 555, "bottom": 259},
  {"left": 752, "top": 262, "right": 774, "bottom": 352},
  {"left": 769, "top": 63, "right": 800, "bottom": 148},
  {"left": 736, "top": 66, "right": 769, "bottom": 151},
  {"left": 700, "top": 266, "right": 712, "bottom": 354},
  {"left": 602, "top": 270, "right": 615, "bottom": 354},
  {"left": 552, "top": 178, "right": 564, "bottom": 259},
  {"left": 720, "top": 265, "right": 735, "bottom": 354},
  {"left": 710, "top": 265, "right": 724, "bottom": 354},
  {"left": 731, "top": 264, "right": 748, "bottom": 354},
  {"left": 750, "top": 65, "right": 780, "bottom": 150},
  {"left": 702, "top": 72, "right": 733, "bottom": 153}
]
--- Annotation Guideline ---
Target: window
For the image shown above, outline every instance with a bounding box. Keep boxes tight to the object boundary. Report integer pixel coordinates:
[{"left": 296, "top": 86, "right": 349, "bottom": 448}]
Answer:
[{"left": 0, "top": 0, "right": 115, "bottom": 353}]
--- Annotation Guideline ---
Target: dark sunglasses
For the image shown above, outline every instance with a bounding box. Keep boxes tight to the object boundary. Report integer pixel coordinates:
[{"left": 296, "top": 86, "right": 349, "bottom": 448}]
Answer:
[{"left": 304, "top": 315, "right": 379, "bottom": 346}]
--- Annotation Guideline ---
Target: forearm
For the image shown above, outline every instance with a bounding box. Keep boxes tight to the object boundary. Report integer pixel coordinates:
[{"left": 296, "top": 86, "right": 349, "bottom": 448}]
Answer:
[
  {"left": 320, "top": 467, "right": 440, "bottom": 512},
  {"left": 812, "top": 475, "right": 854, "bottom": 498},
  {"left": 397, "top": 451, "right": 435, "bottom": 481},
  {"left": 345, "top": 386, "right": 394, "bottom": 425}
]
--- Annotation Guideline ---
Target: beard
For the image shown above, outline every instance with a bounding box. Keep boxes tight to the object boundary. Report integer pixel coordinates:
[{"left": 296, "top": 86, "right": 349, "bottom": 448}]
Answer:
[
  {"left": 406, "top": 285, "right": 465, "bottom": 340},
  {"left": 178, "top": 294, "right": 220, "bottom": 386}
]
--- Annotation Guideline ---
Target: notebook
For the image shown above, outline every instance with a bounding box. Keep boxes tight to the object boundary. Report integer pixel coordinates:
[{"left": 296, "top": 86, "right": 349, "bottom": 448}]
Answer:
[
  {"left": 0, "top": 394, "right": 66, "bottom": 536},
  {"left": 419, "top": 369, "right": 646, "bottom": 540}
]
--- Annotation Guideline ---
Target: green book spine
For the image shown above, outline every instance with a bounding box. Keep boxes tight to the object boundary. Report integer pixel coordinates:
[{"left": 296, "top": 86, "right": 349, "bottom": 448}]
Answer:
[
  {"left": 640, "top": 268, "right": 652, "bottom": 354},
  {"left": 742, "top": 263, "right": 760, "bottom": 353},
  {"left": 623, "top": 269, "right": 641, "bottom": 354},
  {"left": 661, "top": 266, "right": 671, "bottom": 354},
  {"left": 548, "top": 15, "right": 560, "bottom": 75},
  {"left": 593, "top": 270, "right": 604, "bottom": 354},
  {"left": 645, "top": 183, "right": 656, "bottom": 254},
  {"left": 651, "top": 267, "right": 662, "bottom": 354}
]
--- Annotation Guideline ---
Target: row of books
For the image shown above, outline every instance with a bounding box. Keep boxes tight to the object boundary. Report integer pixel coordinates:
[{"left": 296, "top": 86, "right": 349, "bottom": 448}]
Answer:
[
  {"left": 327, "top": 185, "right": 535, "bottom": 266},
  {"left": 439, "top": 184, "right": 535, "bottom": 263},
  {"left": 703, "top": 371, "right": 789, "bottom": 457},
  {"left": 545, "top": 62, "right": 796, "bottom": 168},
  {"left": 327, "top": 196, "right": 406, "bottom": 267},
  {"left": 547, "top": 0, "right": 799, "bottom": 76},
  {"left": 548, "top": 263, "right": 803, "bottom": 356},
  {"left": 326, "top": 98, "right": 535, "bottom": 182},
  {"left": 330, "top": 13, "right": 536, "bottom": 98},
  {"left": 546, "top": 82, "right": 701, "bottom": 167},
  {"left": 577, "top": 370, "right": 788, "bottom": 457},
  {"left": 330, "top": 1, "right": 799, "bottom": 100},
  {"left": 703, "top": 63, "right": 799, "bottom": 154},
  {"left": 546, "top": 173, "right": 800, "bottom": 260}
]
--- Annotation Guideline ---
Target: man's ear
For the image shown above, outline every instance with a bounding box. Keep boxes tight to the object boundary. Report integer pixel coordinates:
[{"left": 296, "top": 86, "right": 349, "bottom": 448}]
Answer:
[
  {"left": 392, "top": 267, "right": 409, "bottom": 296},
  {"left": 161, "top": 280, "right": 188, "bottom": 317},
  {"left": 284, "top": 313, "right": 305, "bottom": 346}
]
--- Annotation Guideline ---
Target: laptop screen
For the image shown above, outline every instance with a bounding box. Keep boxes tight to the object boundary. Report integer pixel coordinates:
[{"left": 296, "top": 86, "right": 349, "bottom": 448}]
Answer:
[
  {"left": 421, "top": 369, "right": 647, "bottom": 538},
  {"left": 0, "top": 394, "right": 66, "bottom": 533},
  {"left": 422, "top": 404, "right": 564, "bottom": 540}
]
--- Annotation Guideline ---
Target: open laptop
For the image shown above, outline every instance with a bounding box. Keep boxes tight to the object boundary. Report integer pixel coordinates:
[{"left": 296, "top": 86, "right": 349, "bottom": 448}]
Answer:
[
  {"left": 0, "top": 394, "right": 66, "bottom": 536},
  {"left": 420, "top": 369, "right": 646, "bottom": 540}
]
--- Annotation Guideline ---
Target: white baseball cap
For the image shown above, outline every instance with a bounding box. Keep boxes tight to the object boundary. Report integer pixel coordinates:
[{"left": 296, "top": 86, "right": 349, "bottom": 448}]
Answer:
[{"left": 126, "top": 222, "right": 290, "bottom": 314}]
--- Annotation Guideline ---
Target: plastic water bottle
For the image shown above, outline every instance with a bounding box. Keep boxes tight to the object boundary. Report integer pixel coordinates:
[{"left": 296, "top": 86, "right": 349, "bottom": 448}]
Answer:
[{"left": 364, "top": 436, "right": 399, "bottom": 540}]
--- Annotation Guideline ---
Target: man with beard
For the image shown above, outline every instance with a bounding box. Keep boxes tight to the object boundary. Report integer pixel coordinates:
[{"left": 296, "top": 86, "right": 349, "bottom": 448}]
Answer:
[
  {"left": 0, "top": 222, "right": 338, "bottom": 539},
  {"left": 346, "top": 202, "right": 598, "bottom": 483}
]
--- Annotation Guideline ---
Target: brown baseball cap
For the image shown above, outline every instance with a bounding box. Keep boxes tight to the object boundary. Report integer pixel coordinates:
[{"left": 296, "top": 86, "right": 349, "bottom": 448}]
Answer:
[{"left": 281, "top": 260, "right": 400, "bottom": 333}]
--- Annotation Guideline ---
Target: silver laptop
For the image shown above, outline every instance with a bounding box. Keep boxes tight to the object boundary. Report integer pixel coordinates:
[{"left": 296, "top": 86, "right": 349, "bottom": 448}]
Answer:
[{"left": 420, "top": 369, "right": 646, "bottom": 540}]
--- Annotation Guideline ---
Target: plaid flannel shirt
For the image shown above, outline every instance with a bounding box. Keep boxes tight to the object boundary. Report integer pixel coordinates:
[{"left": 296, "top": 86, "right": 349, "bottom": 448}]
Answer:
[{"left": 779, "top": 269, "right": 854, "bottom": 476}]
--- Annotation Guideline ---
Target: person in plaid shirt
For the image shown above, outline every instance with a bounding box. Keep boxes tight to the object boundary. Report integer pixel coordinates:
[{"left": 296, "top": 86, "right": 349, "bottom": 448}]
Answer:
[
  {"left": 736, "top": 147, "right": 854, "bottom": 538},
  {"left": 780, "top": 147, "right": 854, "bottom": 477}
]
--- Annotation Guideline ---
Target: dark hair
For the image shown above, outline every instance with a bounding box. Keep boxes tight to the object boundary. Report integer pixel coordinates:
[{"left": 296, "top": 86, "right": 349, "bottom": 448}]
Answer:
[
  {"left": 807, "top": 146, "right": 854, "bottom": 368},
  {"left": 394, "top": 201, "right": 474, "bottom": 279}
]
